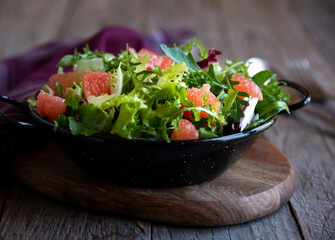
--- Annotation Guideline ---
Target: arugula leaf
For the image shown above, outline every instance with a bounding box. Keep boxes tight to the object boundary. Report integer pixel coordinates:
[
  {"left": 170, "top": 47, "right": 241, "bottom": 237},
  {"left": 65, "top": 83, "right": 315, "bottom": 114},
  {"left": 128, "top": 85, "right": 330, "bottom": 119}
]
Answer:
[
  {"left": 222, "top": 89, "right": 249, "bottom": 123},
  {"left": 55, "top": 82, "right": 63, "bottom": 98},
  {"left": 177, "top": 37, "right": 208, "bottom": 60},
  {"left": 222, "top": 89, "right": 238, "bottom": 115},
  {"left": 255, "top": 75, "right": 290, "bottom": 118},
  {"left": 176, "top": 41, "right": 193, "bottom": 55},
  {"left": 207, "top": 64, "right": 227, "bottom": 95},
  {"left": 243, "top": 119, "right": 266, "bottom": 131},
  {"left": 258, "top": 101, "right": 290, "bottom": 119},
  {"left": 261, "top": 77, "right": 290, "bottom": 103},
  {"left": 184, "top": 64, "right": 226, "bottom": 96},
  {"left": 160, "top": 44, "right": 201, "bottom": 72},
  {"left": 224, "top": 59, "right": 250, "bottom": 78},
  {"left": 252, "top": 70, "right": 272, "bottom": 86},
  {"left": 192, "top": 37, "right": 208, "bottom": 59},
  {"left": 231, "top": 97, "right": 248, "bottom": 123},
  {"left": 199, "top": 128, "right": 218, "bottom": 139}
]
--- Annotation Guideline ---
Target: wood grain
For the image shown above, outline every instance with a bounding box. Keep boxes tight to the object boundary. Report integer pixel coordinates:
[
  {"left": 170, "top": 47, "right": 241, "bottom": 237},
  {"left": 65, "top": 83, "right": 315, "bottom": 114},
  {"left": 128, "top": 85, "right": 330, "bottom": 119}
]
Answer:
[
  {"left": 266, "top": 104, "right": 335, "bottom": 239},
  {"left": 0, "top": 0, "right": 69, "bottom": 58},
  {"left": 11, "top": 137, "right": 295, "bottom": 226},
  {"left": 0, "top": 0, "right": 335, "bottom": 238}
]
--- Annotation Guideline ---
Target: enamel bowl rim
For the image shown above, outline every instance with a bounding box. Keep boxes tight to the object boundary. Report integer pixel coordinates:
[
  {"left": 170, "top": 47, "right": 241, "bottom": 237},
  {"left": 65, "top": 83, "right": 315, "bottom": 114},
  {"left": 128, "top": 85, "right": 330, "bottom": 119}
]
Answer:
[{"left": 28, "top": 103, "right": 277, "bottom": 145}]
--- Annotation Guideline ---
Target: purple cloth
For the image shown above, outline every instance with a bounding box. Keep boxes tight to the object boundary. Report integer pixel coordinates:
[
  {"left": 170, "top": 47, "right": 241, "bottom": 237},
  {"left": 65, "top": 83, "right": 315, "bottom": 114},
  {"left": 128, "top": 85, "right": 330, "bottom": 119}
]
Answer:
[
  {"left": 0, "top": 26, "right": 196, "bottom": 159},
  {"left": 0, "top": 26, "right": 196, "bottom": 114},
  {"left": 1, "top": 27, "right": 150, "bottom": 97},
  {"left": 0, "top": 26, "right": 195, "bottom": 99}
]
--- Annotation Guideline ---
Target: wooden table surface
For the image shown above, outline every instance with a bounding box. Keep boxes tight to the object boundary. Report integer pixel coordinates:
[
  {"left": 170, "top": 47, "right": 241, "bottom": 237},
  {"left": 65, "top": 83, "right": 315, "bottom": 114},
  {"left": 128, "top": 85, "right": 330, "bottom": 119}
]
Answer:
[{"left": 0, "top": 0, "right": 334, "bottom": 239}]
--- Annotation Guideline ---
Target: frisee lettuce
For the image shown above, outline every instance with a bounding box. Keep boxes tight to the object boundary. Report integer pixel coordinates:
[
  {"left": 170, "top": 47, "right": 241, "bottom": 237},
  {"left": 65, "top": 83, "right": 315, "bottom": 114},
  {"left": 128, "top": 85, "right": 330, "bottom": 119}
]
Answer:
[{"left": 34, "top": 38, "right": 290, "bottom": 141}]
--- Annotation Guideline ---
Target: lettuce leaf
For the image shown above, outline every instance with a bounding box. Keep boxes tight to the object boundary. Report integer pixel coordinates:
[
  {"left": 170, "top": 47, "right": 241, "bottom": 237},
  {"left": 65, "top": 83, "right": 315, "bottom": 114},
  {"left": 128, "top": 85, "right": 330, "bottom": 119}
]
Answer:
[
  {"left": 157, "top": 62, "right": 188, "bottom": 89},
  {"left": 65, "top": 82, "right": 84, "bottom": 99},
  {"left": 111, "top": 98, "right": 147, "bottom": 139},
  {"left": 74, "top": 58, "right": 106, "bottom": 72},
  {"left": 68, "top": 104, "right": 110, "bottom": 136},
  {"left": 48, "top": 39, "right": 292, "bottom": 141},
  {"left": 87, "top": 64, "right": 123, "bottom": 105}
]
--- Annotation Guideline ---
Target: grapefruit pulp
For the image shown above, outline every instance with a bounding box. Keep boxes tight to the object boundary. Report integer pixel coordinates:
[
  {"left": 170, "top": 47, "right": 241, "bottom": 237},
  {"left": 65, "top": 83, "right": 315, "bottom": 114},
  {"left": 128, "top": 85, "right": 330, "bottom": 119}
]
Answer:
[
  {"left": 36, "top": 91, "right": 67, "bottom": 121},
  {"left": 82, "top": 69, "right": 111, "bottom": 99},
  {"left": 184, "top": 84, "right": 220, "bottom": 119},
  {"left": 171, "top": 119, "right": 199, "bottom": 140},
  {"left": 231, "top": 74, "right": 263, "bottom": 100},
  {"left": 49, "top": 71, "right": 82, "bottom": 97}
]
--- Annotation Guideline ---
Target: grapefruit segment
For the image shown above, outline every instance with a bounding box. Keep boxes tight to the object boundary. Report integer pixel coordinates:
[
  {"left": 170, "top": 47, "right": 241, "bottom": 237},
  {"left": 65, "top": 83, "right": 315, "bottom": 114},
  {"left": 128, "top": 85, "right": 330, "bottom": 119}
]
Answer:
[
  {"left": 82, "top": 69, "right": 111, "bottom": 99},
  {"left": 49, "top": 71, "right": 82, "bottom": 97},
  {"left": 231, "top": 74, "right": 263, "bottom": 100},
  {"left": 137, "top": 48, "right": 164, "bottom": 71},
  {"left": 36, "top": 91, "right": 67, "bottom": 121},
  {"left": 171, "top": 119, "right": 199, "bottom": 140},
  {"left": 160, "top": 55, "right": 174, "bottom": 69},
  {"left": 184, "top": 84, "right": 220, "bottom": 119}
]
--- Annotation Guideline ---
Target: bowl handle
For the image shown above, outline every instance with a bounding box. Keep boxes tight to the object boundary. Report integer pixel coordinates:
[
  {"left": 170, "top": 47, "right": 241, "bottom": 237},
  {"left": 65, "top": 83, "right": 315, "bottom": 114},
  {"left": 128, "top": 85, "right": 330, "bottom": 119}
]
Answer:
[
  {"left": 0, "top": 96, "right": 39, "bottom": 130},
  {"left": 279, "top": 80, "right": 311, "bottom": 112}
]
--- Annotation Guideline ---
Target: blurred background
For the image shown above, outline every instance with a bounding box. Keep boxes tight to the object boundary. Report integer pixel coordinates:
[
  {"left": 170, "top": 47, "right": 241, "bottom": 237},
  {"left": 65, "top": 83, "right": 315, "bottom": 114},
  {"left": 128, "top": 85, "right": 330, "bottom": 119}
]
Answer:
[
  {"left": 1, "top": 0, "right": 335, "bottom": 97},
  {"left": 0, "top": 0, "right": 334, "bottom": 64}
]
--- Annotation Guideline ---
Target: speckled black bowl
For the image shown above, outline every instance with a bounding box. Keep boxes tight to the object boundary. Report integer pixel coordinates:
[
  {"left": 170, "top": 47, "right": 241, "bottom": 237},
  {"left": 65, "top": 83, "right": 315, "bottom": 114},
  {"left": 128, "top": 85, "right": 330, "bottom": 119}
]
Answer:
[
  {"left": 0, "top": 80, "right": 310, "bottom": 188},
  {"left": 46, "top": 117, "right": 274, "bottom": 188}
]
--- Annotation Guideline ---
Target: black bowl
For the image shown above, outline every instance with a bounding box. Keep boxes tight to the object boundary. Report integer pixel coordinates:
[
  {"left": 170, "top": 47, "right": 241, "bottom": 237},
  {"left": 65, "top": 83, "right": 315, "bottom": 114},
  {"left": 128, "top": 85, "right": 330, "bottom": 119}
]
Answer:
[
  {"left": 34, "top": 111, "right": 277, "bottom": 188},
  {"left": 0, "top": 80, "right": 310, "bottom": 188}
]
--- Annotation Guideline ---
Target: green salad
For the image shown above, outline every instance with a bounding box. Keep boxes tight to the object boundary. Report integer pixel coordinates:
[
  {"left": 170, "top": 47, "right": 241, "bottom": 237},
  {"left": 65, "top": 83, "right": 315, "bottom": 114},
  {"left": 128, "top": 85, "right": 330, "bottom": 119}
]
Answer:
[{"left": 29, "top": 38, "right": 290, "bottom": 142}]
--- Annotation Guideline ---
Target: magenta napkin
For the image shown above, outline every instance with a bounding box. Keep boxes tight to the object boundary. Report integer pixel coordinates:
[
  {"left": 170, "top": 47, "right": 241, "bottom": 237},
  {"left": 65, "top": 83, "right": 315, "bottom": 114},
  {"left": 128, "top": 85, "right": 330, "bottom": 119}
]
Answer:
[
  {"left": 0, "top": 26, "right": 195, "bottom": 98},
  {"left": 0, "top": 26, "right": 195, "bottom": 159}
]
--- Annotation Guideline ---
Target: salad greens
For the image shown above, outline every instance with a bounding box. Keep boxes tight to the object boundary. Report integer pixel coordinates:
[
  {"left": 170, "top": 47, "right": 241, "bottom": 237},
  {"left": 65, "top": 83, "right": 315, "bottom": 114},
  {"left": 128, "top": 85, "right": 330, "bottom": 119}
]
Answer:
[{"left": 31, "top": 39, "right": 290, "bottom": 142}]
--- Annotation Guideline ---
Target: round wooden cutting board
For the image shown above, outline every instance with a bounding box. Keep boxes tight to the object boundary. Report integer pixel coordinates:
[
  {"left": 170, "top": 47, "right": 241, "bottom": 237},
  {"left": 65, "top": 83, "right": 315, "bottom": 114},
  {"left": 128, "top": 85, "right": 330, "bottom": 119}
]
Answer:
[{"left": 11, "top": 137, "right": 295, "bottom": 226}]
